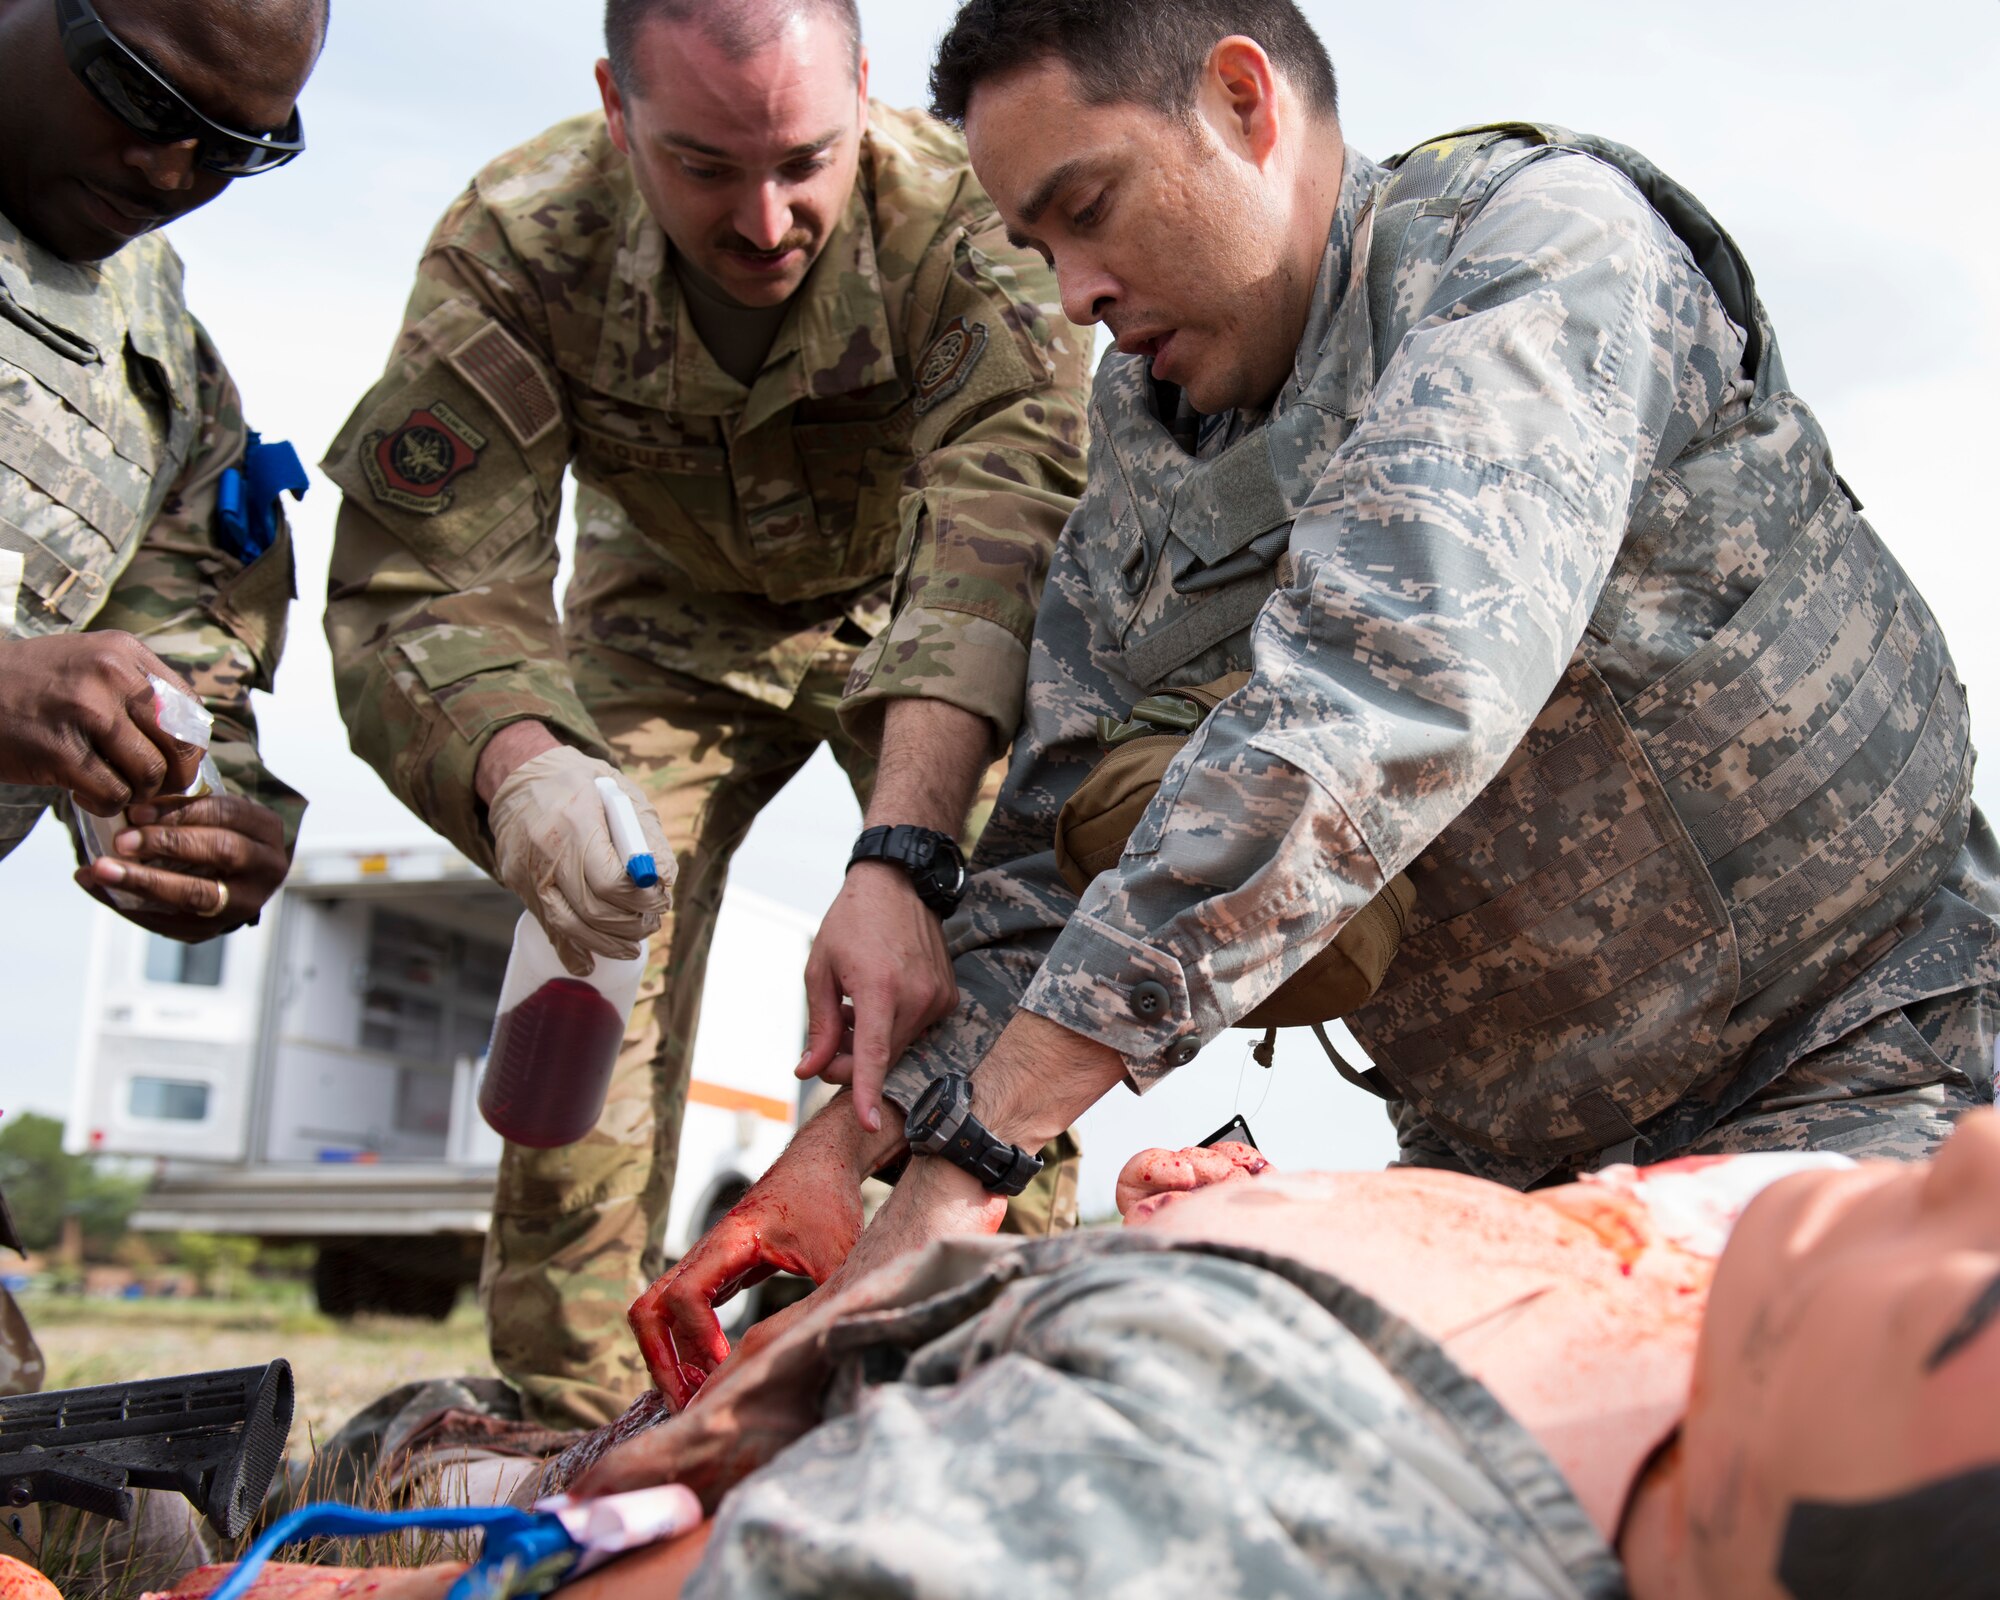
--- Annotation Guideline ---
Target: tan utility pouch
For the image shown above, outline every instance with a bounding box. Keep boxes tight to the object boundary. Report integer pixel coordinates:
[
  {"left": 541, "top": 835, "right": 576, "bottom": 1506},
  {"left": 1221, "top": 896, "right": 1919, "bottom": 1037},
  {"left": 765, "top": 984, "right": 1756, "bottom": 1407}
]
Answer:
[{"left": 1054, "top": 673, "right": 1415, "bottom": 1031}]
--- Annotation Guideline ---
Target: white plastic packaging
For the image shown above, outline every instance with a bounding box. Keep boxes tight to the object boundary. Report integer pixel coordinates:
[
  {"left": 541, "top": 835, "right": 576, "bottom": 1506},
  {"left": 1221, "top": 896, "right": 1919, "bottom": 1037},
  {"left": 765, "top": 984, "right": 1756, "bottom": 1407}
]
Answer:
[
  {"left": 537, "top": 1485, "right": 704, "bottom": 1577},
  {"left": 68, "top": 675, "right": 226, "bottom": 910}
]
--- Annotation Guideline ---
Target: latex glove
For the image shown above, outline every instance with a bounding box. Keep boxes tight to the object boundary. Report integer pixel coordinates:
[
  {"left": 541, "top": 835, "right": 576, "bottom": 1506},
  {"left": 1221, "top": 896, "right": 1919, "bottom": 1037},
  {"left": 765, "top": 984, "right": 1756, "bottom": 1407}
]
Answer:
[
  {"left": 488, "top": 748, "right": 673, "bottom": 977},
  {"left": 795, "top": 861, "right": 958, "bottom": 1135},
  {"left": 627, "top": 1110, "right": 870, "bottom": 1408},
  {"left": 1114, "top": 1141, "right": 1271, "bottom": 1222}
]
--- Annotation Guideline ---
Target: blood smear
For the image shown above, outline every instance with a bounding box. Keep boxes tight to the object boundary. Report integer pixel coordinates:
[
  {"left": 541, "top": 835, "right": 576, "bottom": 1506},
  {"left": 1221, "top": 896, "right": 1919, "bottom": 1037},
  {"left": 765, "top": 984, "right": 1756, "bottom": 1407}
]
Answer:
[{"left": 480, "top": 978, "right": 626, "bottom": 1148}]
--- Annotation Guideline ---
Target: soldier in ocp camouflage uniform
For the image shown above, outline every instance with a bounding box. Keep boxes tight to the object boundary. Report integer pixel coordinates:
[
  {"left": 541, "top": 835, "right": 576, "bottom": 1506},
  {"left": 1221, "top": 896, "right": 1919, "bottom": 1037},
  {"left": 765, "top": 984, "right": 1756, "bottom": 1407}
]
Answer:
[
  {"left": 638, "top": 0, "right": 2000, "bottom": 1390},
  {"left": 323, "top": 0, "right": 1091, "bottom": 1428}
]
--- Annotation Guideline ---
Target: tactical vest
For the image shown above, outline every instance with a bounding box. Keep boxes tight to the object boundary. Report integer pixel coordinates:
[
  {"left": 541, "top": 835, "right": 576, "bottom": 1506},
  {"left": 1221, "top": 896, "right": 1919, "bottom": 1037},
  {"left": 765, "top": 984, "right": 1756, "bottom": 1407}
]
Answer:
[
  {"left": 1087, "top": 126, "right": 1975, "bottom": 1172},
  {"left": 0, "top": 213, "right": 202, "bottom": 861}
]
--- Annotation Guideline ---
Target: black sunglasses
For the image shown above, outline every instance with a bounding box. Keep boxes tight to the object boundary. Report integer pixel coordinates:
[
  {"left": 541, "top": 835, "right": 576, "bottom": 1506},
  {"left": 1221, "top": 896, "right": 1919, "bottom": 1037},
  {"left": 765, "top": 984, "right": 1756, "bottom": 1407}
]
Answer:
[{"left": 55, "top": 0, "right": 305, "bottom": 176}]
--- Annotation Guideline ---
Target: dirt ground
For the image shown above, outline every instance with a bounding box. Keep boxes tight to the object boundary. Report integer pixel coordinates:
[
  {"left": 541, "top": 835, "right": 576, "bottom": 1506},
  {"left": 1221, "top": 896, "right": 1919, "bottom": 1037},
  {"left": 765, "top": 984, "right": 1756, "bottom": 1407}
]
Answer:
[{"left": 32, "top": 1290, "right": 497, "bottom": 1453}]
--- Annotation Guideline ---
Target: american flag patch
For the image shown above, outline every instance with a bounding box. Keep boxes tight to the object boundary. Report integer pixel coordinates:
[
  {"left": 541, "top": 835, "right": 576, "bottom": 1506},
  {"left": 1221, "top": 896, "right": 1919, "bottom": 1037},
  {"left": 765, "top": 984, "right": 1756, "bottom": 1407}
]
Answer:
[{"left": 447, "top": 321, "right": 562, "bottom": 448}]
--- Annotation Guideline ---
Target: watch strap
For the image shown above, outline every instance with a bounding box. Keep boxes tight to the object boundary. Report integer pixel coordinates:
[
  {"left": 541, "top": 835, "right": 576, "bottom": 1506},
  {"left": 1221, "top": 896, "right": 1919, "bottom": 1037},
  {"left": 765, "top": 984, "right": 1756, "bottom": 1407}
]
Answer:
[
  {"left": 848, "top": 824, "right": 966, "bottom": 916},
  {"left": 905, "top": 1076, "right": 1043, "bottom": 1197},
  {"left": 957, "top": 1132, "right": 1044, "bottom": 1196}
]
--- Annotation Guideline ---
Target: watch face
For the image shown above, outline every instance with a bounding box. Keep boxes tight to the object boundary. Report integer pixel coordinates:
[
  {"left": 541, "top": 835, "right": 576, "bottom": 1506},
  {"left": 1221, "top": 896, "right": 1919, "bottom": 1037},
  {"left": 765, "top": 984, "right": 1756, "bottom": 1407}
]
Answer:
[
  {"left": 908, "top": 1073, "right": 969, "bottom": 1150},
  {"left": 914, "top": 1075, "right": 949, "bottom": 1126}
]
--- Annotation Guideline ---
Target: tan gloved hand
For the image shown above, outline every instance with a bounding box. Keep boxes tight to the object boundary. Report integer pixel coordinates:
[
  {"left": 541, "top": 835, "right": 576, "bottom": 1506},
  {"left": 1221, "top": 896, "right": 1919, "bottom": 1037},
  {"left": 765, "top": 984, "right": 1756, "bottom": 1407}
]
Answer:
[{"left": 488, "top": 747, "right": 674, "bottom": 976}]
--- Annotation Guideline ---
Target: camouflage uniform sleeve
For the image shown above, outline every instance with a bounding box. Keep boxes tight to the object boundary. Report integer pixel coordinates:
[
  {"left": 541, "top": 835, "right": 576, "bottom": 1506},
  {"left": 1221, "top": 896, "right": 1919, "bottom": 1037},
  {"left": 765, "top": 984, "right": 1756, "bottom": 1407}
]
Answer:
[
  {"left": 89, "top": 318, "right": 305, "bottom": 844},
  {"left": 838, "top": 216, "right": 1091, "bottom": 755},
  {"left": 1016, "top": 152, "right": 1741, "bottom": 1087},
  {"left": 883, "top": 532, "right": 1137, "bottom": 1115},
  {"left": 323, "top": 187, "right": 599, "bottom": 872}
]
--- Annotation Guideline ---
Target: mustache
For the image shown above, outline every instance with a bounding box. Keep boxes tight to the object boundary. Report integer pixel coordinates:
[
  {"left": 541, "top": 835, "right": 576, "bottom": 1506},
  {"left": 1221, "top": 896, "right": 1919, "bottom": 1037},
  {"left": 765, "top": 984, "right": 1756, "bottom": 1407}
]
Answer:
[{"left": 715, "top": 229, "right": 814, "bottom": 256}]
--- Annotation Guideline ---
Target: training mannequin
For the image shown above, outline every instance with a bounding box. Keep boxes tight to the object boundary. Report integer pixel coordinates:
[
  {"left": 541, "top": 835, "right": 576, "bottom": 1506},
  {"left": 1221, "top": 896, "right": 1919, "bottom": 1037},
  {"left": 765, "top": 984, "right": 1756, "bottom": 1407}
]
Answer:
[{"left": 160, "top": 1112, "right": 2000, "bottom": 1600}]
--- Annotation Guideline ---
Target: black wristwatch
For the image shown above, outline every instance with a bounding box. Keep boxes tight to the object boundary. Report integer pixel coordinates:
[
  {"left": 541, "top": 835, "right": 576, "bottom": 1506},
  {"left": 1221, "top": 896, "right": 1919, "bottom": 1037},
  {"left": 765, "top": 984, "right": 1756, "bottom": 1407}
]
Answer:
[
  {"left": 847, "top": 824, "right": 968, "bottom": 917},
  {"left": 904, "top": 1073, "right": 1043, "bottom": 1196}
]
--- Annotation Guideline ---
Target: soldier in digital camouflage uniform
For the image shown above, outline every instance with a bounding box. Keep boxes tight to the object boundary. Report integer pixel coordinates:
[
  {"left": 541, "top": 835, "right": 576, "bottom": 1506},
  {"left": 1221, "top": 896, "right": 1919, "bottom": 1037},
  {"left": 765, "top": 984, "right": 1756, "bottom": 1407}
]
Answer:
[
  {"left": 636, "top": 0, "right": 1999, "bottom": 1393},
  {"left": 323, "top": 0, "right": 1091, "bottom": 1428},
  {"left": 0, "top": 0, "right": 319, "bottom": 1578},
  {"left": 0, "top": 0, "right": 318, "bottom": 1404}
]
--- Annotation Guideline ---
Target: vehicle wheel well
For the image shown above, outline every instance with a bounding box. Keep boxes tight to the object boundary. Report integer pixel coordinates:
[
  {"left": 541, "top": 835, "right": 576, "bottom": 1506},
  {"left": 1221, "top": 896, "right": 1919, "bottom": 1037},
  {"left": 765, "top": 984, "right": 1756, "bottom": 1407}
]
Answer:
[{"left": 696, "top": 1175, "right": 752, "bottom": 1238}]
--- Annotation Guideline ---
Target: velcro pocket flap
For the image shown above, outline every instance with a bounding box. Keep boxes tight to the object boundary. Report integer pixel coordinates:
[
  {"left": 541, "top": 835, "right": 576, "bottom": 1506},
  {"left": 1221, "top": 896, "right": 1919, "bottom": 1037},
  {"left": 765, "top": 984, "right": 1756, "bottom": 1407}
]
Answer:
[
  {"left": 1170, "top": 432, "right": 1295, "bottom": 568},
  {"left": 397, "top": 625, "right": 528, "bottom": 691}
]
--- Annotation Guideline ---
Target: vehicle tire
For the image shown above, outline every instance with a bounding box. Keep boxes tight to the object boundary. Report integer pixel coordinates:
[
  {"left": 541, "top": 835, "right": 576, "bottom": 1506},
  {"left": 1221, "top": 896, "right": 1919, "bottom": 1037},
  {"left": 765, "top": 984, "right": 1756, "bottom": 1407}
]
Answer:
[
  {"left": 383, "top": 1270, "right": 459, "bottom": 1323},
  {"left": 312, "top": 1244, "right": 370, "bottom": 1319},
  {"left": 314, "top": 1240, "right": 464, "bottom": 1321}
]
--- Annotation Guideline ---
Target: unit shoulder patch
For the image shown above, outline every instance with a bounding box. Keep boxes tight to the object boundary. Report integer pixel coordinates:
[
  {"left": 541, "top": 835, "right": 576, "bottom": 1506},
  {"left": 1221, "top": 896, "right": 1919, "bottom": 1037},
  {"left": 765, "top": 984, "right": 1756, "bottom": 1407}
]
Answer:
[
  {"left": 447, "top": 321, "right": 563, "bottom": 449},
  {"left": 361, "top": 401, "right": 486, "bottom": 515},
  {"left": 913, "top": 315, "right": 989, "bottom": 416}
]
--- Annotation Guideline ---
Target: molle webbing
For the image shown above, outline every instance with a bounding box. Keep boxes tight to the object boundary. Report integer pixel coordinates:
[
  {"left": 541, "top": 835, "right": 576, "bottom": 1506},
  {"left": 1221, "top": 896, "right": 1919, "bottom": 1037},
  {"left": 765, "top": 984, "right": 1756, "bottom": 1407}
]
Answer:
[
  {"left": 0, "top": 520, "right": 103, "bottom": 626},
  {"left": 1678, "top": 604, "right": 1919, "bottom": 867},
  {"left": 1353, "top": 471, "right": 1967, "bottom": 1161},
  {"left": 0, "top": 312, "right": 164, "bottom": 477},
  {"left": 0, "top": 408, "right": 129, "bottom": 533},
  {"left": 0, "top": 221, "right": 192, "bottom": 643},
  {"left": 1123, "top": 574, "right": 1274, "bottom": 689},
  {"left": 1624, "top": 465, "right": 1973, "bottom": 993},
  {"left": 1731, "top": 671, "right": 1968, "bottom": 982}
]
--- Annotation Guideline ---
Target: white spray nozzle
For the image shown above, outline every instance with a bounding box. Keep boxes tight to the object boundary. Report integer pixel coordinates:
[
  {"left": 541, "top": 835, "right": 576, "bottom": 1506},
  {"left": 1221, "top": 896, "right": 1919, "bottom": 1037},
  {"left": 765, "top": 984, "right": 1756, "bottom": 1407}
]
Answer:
[{"left": 595, "top": 776, "right": 659, "bottom": 888}]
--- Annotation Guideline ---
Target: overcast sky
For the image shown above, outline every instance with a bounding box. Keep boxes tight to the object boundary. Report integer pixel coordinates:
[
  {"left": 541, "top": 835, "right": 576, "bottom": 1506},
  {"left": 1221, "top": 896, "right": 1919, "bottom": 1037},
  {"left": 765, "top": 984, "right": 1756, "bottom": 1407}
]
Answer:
[{"left": 3, "top": 0, "right": 1995, "bottom": 1215}]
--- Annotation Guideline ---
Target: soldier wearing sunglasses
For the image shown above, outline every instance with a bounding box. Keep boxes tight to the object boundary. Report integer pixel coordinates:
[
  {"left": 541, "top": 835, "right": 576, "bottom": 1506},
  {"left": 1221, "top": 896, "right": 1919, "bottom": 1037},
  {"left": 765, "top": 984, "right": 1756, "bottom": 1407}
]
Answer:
[
  {"left": 0, "top": 0, "right": 324, "bottom": 949},
  {"left": 0, "top": 10, "right": 321, "bottom": 1578}
]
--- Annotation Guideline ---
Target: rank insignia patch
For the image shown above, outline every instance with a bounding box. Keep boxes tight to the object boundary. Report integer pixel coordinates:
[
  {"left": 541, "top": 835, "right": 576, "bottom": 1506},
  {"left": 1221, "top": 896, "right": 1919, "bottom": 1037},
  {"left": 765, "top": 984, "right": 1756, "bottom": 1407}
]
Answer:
[
  {"left": 913, "top": 316, "right": 989, "bottom": 415},
  {"left": 361, "top": 401, "right": 488, "bottom": 514}
]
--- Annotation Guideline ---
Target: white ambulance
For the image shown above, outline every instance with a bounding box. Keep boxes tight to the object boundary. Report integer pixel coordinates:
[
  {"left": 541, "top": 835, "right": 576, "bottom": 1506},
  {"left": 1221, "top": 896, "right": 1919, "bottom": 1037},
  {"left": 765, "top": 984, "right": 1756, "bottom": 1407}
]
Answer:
[{"left": 65, "top": 844, "right": 813, "bottom": 1321}]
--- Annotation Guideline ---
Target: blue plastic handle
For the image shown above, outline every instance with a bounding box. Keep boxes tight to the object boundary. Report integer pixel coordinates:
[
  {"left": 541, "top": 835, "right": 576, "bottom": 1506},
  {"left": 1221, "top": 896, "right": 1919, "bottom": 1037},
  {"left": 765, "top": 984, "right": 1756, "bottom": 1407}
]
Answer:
[
  {"left": 205, "top": 1501, "right": 580, "bottom": 1600},
  {"left": 215, "top": 432, "right": 309, "bottom": 564}
]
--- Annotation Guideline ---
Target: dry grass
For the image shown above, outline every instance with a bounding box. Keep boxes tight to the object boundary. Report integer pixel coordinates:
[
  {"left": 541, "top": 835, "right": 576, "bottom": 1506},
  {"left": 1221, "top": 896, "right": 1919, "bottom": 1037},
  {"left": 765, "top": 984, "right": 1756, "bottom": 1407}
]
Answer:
[
  {"left": 26, "top": 1292, "right": 499, "bottom": 1597},
  {"left": 35, "top": 1291, "right": 495, "bottom": 1448}
]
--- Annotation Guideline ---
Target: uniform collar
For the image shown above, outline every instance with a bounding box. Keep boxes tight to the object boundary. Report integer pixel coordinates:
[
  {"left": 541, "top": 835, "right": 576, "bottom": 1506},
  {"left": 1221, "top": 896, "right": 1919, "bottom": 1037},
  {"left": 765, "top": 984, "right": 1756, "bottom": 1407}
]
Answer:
[
  {"left": 0, "top": 205, "right": 118, "bottom": 364},
  {"left": 1185, "top": 144, "right": 1384, "bottom": 456},
  {"left": 617, "top": 137, "right": 900, "bottom": 428},
  {"left": 1280, "top": 144, "right": 1385, "bottom": 412}
]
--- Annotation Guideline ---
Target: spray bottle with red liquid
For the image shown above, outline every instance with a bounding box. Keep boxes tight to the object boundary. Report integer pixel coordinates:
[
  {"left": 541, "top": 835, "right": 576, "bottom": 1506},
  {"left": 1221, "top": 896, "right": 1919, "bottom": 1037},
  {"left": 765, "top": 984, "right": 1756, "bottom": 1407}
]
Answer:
[{"left": 478, "top": 778, "right": 655, "bottom": 1149}]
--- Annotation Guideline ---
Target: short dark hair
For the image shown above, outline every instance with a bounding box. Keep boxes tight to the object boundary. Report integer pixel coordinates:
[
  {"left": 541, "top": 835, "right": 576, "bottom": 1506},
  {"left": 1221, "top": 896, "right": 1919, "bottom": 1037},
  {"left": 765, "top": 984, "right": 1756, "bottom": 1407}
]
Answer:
[
  {"left": 604, "top": 0, "right": 861, "bottom": 89},
  {"left": 930, "top": 0, "right": 1337, "bottom": 127}
]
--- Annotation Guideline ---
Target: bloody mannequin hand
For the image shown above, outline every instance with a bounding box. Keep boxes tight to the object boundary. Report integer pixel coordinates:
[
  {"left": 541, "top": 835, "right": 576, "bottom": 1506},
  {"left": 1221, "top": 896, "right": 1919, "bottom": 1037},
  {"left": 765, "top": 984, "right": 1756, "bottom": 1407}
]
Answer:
[
  {"left": 1115, "top": 1141, "right": 1271, "bottom": 1222},
  {"left": 628, "top": 1108, "right": 877, "bottom": 1408}
]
